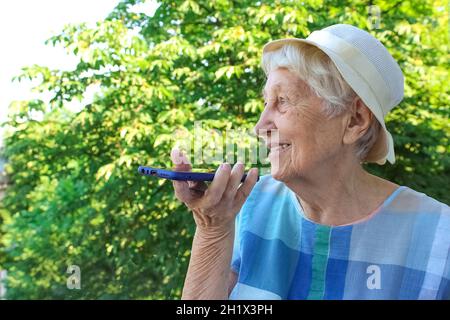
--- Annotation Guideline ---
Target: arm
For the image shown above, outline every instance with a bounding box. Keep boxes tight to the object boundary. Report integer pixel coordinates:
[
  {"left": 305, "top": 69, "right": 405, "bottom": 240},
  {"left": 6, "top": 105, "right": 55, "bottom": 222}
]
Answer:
[
  {"left": 181, "top": 227, "right": 235, "bottom": 300},
  {"left": 170, "top": 149, "right": 257, "bottom": 300}
]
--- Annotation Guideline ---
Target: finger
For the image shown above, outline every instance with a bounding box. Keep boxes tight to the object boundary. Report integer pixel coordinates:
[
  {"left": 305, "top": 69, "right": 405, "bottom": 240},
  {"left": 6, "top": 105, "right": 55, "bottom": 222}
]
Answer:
[
  {"left": 222, "top": 162, "right": 245, "bottom": 200},
  {"left": 234, "top": 168, "right": 258, "bottom": 206},
  {"left": 202, "top": 163, "right": 231, "bottom": 207},
  {"left": 188, "top": 180, "right": 208, "bottom": 192},
  {"left": 173, "top": 179, "right": 194, "bottom": 203},
  {"left": 171, "top": 148, "right": 191, "bottom": 171},
  {"left": 170, "top": 148, "right": 197, "bottom": 203}
]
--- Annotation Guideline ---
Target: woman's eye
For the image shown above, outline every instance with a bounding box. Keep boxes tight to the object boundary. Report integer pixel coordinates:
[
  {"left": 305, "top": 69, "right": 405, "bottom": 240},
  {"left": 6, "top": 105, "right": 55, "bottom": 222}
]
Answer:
[{"left": 277, "top": 97, "right": 289, "bottom": 113}]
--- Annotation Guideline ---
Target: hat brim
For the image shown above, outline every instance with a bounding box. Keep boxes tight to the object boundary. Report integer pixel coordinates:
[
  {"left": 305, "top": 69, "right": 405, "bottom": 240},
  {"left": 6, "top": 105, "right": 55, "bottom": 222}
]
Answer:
[{"left": 263, "top": 38, "right": 395, "bottom": 165}]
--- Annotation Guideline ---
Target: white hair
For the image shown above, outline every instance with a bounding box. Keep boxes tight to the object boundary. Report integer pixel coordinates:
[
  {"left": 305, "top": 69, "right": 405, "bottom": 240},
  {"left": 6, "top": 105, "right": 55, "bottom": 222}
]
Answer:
[{"left": 261, "top": 42, "right": 381, "bottom": 162}]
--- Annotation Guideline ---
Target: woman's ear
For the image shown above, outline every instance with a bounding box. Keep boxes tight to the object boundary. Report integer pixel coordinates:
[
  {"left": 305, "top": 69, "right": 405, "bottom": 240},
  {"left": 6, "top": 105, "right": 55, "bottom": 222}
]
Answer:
[{"left": 342, "top": 97, "right": 373, "bottom": 145}]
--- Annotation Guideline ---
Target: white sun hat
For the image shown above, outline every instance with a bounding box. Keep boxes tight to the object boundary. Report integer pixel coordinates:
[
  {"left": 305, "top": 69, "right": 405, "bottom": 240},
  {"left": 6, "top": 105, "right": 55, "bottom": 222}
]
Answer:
[{"left": 262, "top": 24, "right": 404, "bottom": 165}]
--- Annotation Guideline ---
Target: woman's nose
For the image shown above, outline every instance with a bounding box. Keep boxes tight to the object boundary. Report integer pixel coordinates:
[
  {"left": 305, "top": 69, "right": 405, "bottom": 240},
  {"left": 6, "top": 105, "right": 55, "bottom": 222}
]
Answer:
[{"left": 254, "top": 107, "right": 276, "bottom": 136}]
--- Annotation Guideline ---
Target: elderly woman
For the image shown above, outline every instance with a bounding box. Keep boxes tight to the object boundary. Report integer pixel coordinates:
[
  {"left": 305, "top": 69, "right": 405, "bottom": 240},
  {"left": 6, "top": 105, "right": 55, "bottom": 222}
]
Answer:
[{"left": 171, "top": 24, "right": 450, "bottom": 300}]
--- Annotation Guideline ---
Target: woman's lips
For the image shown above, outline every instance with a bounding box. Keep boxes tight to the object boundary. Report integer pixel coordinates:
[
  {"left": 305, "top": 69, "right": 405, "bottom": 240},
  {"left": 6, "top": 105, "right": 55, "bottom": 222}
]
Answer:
[{"left": 268, "top": 143, "right": 292, "bottom": 156}]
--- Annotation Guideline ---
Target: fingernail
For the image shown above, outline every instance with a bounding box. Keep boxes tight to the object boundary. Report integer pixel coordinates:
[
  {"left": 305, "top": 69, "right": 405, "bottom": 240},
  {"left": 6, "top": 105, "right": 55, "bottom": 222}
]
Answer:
[
  {"left": 177, "top": 150, "right": 191, "bottom": 165},
  {"left": 233, "top": 162, "right": 243, "bottom": 171}
]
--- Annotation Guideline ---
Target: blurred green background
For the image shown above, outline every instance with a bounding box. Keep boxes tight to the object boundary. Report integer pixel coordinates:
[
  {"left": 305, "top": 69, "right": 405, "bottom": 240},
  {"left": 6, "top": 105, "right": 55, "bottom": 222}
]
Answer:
[{"left": 0, "top": 0, "right": 448, "bottom": 299}]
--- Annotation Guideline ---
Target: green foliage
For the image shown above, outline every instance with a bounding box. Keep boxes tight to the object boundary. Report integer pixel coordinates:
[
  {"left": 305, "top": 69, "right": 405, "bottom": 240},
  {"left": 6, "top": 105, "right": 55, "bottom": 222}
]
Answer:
[{"left": 0, "top": 0, "right": 448, "bottom": 299}]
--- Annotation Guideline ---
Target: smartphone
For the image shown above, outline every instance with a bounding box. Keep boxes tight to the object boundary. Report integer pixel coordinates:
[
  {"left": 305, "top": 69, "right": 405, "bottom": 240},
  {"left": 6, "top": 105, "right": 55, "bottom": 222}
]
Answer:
[{"left": 138, "top": 166, "right": 257, "bottom": 182}]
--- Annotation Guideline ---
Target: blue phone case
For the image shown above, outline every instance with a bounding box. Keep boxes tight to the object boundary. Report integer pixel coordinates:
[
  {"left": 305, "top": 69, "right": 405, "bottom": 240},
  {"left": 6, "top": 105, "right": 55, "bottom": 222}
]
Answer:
[{"left": 138, "top": 166, "right": 256, "bottom": 182}]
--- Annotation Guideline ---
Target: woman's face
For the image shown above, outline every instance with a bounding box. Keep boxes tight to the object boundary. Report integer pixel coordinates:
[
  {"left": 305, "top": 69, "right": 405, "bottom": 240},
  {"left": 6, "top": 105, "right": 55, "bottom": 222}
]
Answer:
[{"left": 255, "top": 67, "right": 348, "bottom": 182}]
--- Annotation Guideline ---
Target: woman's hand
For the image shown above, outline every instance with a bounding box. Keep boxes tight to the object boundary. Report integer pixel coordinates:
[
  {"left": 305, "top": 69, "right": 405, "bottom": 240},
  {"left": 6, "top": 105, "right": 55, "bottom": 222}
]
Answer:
[{"left": 171, "top": 148, "right": 258, "bottom": 233}]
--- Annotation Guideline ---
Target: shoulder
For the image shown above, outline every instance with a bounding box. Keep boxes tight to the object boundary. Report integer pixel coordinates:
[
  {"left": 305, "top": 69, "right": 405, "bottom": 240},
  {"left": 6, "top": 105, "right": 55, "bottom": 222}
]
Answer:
[
  {"left": 392, "top": 186, "right": 450, "bottom": 217},
  {"left": 397, "top": 187, "right": 450, "bottom": 283},
  {"left": 379, "top": 186, "right": 450, "bottom": 239},
  {"left": 240, "top": 174, "right": 291, "bottom": 212},
  {"left": 248, "top": 174, "right": 287, "bottom": 197},
  {"left": 382, "top": 186, "right": 450, "bottom": 261},
  {"left": 235, "top": 174, "right": 295, "bottom": 231}
]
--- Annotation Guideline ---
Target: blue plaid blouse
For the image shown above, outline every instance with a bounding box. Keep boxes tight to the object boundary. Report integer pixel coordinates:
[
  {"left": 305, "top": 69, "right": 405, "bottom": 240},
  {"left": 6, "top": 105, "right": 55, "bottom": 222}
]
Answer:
[{"left": 230, "top": 175, "right": 450, "bottom": 300}]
